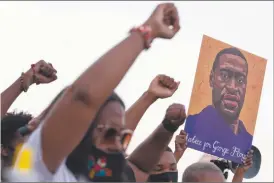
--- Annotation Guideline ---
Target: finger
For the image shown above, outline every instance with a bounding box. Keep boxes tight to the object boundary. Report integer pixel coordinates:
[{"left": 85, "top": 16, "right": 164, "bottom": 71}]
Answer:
[
  {"left": 48, "top": 63, "right": 57, "bottom": 73},
  {"left": 164, "top": 5, "right": 175, "bottom": 22},
  {"left": 175, "top": 138, "right": 185, "bottom": 144},
  {"left": 161, "top": 75, "right": 170, "bottom": 86},
  {"left": 174, "top": 81, "right": 180, "bottom": 90},
  {"left": 36, "top": 74, "right": 52, "bottom": 84},
  {"left": 169, "top": 78, "right": 178, "bottom": 89},
  {"left": 38, "top": 65, "right": 51, "bottom": 78},
  {"left": 51, "top": 72, "right": 58, "bottom": 81},
  {"left": 154, "top": 3, "right": 174, "bottom": 18},
  {"left": 170, "top": 6, "right": 180, "bottom": 33},
  {"left": 245, "top": 159, "right": 252, "bottom": 166},
  {"left": 34, "top": 60, "right": 46, "bottom": 72},
  {"left": 166, "top": 77, "right": 174, "bottom": 88},
  {"left": 176, "top": 134, "right": 186, "bottom": 140},
  {"left": 180, "top": 130, "right": 187, "bottom": 135},
  {"left": 163, "top": 16, "right": 171, "bottom": 26},
  {"left": 42, "top": 66, "right": 53, "bottom": 77},
  {"left": 245, "top": 161, "right": 252, "bottom": 167}
]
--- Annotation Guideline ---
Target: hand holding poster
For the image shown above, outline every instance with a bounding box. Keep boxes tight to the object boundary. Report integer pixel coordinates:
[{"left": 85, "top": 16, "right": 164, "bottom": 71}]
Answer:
[{"left": 184, "top": 35, "right": 267, "bottom": 164}]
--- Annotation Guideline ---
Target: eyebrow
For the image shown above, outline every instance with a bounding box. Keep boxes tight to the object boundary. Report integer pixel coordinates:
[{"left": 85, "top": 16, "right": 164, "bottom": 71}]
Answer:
[{"left": 220, "top": 68, "right": 247, "bottom": 77}]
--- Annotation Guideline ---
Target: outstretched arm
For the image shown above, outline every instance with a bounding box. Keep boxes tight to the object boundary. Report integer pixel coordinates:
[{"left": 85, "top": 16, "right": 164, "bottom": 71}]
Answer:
[
  {"left": 128, "top": 103, "right": 186, "bottom": 181},
  {"left": 126, "top": 74, "right": 180, "bottom": 131},
  {"left": 1, "top": 61, "right": 57, "bottom": 117},
  {"left": 40, "top": 3, "right": 181, "bottom": 173},
  {"left": 232, "top": 150, "right": 253, "bottom": 182},
  {"left": 125, "top": 92, "right": 157, "bottom": 131}
]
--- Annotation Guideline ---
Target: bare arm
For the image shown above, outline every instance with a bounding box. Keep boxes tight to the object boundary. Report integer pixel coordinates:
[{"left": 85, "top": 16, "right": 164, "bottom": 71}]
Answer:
[
  {"left": 126, "top": 92, "right": 157, "bottom": 131},
  {"left": 1, "top": 60, "right": 57, "bottom": 117},
  {"left": 232, "top": 168, "right": 245, "bottom": 182},
  {"left": 41, "top": 2, "right": 181, "bottom": 173},
  {"left": 128, "top": 124, "right": 174, "bottom": 174},
  {"left": 126, "top": 74, "right": 180, "bottom": 132},
  {"left": 128, "top": 103, "right": 186, "bottom": 178},
  {"left": 174, "top": 150, "right": 185, "bottom": 162},
  {"left": 42, "top": 32, "right": 146, "bottom": 173},
  {"left": 232, "top": 149, "right": 253, "bottom": 182}
]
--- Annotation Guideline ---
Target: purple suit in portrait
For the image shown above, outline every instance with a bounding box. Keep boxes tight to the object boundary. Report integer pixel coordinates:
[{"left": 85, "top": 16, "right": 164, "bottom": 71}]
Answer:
[{"left": 184, "top": 105, "right": 252, "bottom": 164}]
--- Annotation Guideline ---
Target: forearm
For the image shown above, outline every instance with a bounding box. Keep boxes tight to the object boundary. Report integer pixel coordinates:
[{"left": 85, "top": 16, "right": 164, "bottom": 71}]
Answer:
[
  {"left": 128, "top": 124, "right": 173, "bottom": 172},
  {"left": 126, "top": 91, "right": 157, "bottom": 131},
  {"left": 174, "top": 150, "right": 185, "bottom": 163},
  {"left": 232, "top": 168, "right": 245, "bottom": 182},
  {"left": 72, "top": 32, "right": 146, "bottom": 109},
  {"left": 1, "top": 77, "right": 23, "bottom": 117}
]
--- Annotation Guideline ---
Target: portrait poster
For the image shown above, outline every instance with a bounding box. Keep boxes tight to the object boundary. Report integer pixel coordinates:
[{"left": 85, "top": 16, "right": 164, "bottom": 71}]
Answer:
[{"left": 184, "top": 35, "right": 267, "bottom": 164}]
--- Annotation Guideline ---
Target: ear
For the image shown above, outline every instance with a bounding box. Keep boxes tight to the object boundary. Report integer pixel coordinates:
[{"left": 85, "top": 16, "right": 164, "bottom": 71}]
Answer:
[{"left": 209, "top": 70, "right": 214, "bottom": 88}]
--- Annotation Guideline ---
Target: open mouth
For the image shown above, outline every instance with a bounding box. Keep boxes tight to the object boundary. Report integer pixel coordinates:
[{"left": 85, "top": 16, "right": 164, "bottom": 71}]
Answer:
[{"left": 222, "top": 94, "right": 239, "bottom": 111}]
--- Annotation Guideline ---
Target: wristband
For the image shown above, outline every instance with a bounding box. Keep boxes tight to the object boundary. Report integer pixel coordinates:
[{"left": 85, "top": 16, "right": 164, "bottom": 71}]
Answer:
[
  {"left": 129, "top": 25, "right": 152, "bottom": 49},
  {"left": 162, "top": 118, "right": 179, "bottom": 133},
  {"left": 20, "top": 72, "right": 29, "bottom": 92}
]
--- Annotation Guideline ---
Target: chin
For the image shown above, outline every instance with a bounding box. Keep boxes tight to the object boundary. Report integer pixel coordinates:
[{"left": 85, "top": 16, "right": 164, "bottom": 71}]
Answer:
[{"left": 220, "top": 106, "right": 239, "bottom": 121}]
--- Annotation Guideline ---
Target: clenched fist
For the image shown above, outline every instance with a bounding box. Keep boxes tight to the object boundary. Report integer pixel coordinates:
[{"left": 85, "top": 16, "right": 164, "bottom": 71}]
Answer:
[
  {"left": 165, "top": 103, "right": 186, "bottom": 127},
  {"left": 144, "top": 3, "right": 180, "bottom": 39},
  {"left": 25, "top": 60, "right": 57, "bottom": 85},
  {"left": 148, "top": 74, "right": 180, "bottom": 99},
  {"left": 175, "top": 130, "right": 187, "bottom": 152}
]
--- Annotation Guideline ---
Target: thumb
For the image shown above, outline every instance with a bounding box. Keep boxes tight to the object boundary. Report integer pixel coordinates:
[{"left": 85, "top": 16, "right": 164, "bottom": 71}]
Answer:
[{"left": 173, "top": 81, "right": 180, "bottom": 90}]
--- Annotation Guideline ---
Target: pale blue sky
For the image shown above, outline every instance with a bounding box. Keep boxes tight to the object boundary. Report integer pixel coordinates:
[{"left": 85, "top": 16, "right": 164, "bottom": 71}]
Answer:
[{"left": 0, "top": 1, "right": 273, "bottom": 182}]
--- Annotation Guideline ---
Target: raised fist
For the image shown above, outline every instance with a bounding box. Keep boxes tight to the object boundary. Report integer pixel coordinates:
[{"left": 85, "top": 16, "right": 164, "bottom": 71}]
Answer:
[
  {"left": 175, "top": 130, "right": 187, "bottom": 152},
  {"left": 144, "top": 3, "right": 180, "bottom": 39},
  {"left": 165, "top": 103, "right": 186, "bottom": 127},
  {"left": 148, "top": 74, "right": 180, "bottom": 99},
  {"left": 25, "top": 60, "right": 57, "bottom": 85}
]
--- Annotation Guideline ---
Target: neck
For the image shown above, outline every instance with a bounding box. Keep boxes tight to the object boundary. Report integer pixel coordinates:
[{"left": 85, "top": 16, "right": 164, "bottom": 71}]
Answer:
[{"left": 212, "top": 105, "right": 240, "bottom": 135}]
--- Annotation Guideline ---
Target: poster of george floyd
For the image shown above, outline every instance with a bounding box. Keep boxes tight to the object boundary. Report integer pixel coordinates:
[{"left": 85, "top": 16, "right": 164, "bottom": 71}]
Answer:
[{"left": 184, "top": 35, "right": 267, "bottom": 164}]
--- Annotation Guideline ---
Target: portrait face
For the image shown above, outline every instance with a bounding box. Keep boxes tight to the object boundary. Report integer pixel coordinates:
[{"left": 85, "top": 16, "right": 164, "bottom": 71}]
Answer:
[
  {"left": 91, "top": 101, "right": 131, "bottom": 153},
  {"left": 210, "top": 53, "right": 248, "bottom": 120}
]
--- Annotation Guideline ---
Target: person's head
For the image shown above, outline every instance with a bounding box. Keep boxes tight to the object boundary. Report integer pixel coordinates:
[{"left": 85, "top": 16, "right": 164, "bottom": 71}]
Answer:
[
  {"left": 210, "top": 47, "right": 248, "bottom": 121},
  {"left": 182, "top": 162, "right": 225, "bottom": 182},
  {"left": 1, "top": 111, "right": 33, "bottom": 167},
  {"left": 148, "top": 147, "right": 178, "bottom": 182},
  {"left": 66, "top": 92, "right": 132, "bottom": 182}
]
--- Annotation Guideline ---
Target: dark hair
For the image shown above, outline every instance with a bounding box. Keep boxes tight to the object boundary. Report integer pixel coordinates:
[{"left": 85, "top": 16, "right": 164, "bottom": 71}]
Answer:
[
  {"left": 66, "top": 92, "right": 125, "bottom": 176},
  {"left": 212, "top": 47, "right": 248, "bottom": 74},
  {"left": 165, "top": 146, "right": 173, "bottom": 152},
  {"left": 1, "top": 111, "right": 33, "bottom": 147}
]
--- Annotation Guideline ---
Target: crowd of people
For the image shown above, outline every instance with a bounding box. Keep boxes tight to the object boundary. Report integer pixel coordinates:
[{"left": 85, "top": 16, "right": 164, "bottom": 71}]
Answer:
[{"left": 1, "top": 3, "right": 254, "bottom": 182}]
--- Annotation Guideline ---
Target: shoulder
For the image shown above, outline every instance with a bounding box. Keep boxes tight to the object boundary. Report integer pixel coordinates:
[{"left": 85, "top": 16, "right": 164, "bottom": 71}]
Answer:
[{"left": 239, "top": 120, "right": 253, "bottom": 139}]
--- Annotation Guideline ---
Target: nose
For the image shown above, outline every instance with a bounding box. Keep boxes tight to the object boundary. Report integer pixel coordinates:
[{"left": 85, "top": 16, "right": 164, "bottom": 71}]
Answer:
[{"left": 226, "top": 78, "right": 238, "bottom": 93}]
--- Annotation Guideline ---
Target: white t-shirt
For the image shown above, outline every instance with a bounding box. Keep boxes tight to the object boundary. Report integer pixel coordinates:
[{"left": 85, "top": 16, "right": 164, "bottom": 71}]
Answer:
[{"left": 10, "top": 126, "right": 84, "bottom": 182}]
